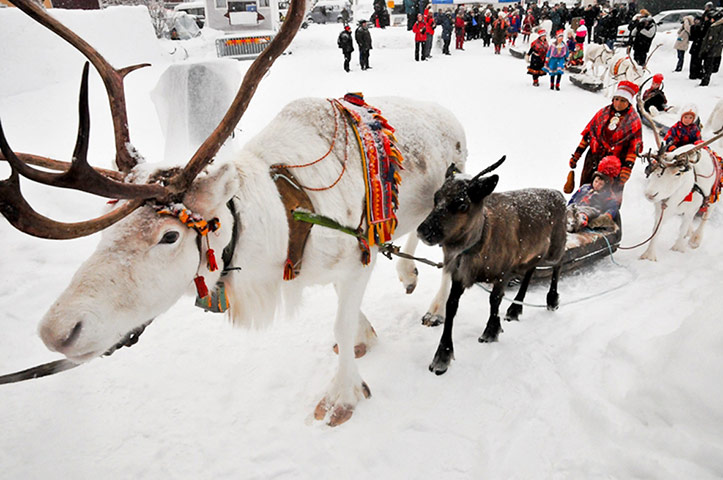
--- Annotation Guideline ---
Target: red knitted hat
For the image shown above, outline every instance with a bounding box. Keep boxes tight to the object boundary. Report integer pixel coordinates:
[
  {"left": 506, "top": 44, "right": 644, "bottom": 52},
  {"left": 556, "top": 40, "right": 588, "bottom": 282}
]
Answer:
[
  {"left": 595, "top": 156, "right": 621, "bottom": 179},
  {"left": 652, "top": 73, "right": 664, "bottom": 84}
]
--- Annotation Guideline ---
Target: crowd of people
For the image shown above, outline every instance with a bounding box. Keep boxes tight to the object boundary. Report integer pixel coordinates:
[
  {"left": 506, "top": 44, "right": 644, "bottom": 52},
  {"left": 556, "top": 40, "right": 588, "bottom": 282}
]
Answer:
[{"left": 336, "top": 0, "right": 723, "bottom": 89}]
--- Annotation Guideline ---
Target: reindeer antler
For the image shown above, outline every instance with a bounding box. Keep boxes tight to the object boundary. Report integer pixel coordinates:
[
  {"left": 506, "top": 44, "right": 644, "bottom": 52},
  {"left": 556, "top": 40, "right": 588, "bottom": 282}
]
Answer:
[
  {"left": 0, "top": 0, "right": 306, "bottom": 239},
  {"left": 472, "top": 156, "right": 507, "bottom": 180},
  {"left": 679, "top": 127, "right": 723, "bottom": 162}
]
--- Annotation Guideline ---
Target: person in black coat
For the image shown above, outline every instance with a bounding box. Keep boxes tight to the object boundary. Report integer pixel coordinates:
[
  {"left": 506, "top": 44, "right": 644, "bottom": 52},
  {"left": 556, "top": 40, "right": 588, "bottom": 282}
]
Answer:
[
  {"left": 355, "top": 20, "right": 373, "bottom": 70},
  {"left": 337, "top": 25, "right": 354, "bottom": 72},
  {"left": 689, "top": 16, "right": 706, "bottom": 79},
  {"left": 699, "top": 10, "right": 723, "bottom": 86},
  {"left": 438, "top": 10, "right": 453, "bottom": 55},
  {"left": 628, "top": 10, "right": 656, "bottom": 66}
]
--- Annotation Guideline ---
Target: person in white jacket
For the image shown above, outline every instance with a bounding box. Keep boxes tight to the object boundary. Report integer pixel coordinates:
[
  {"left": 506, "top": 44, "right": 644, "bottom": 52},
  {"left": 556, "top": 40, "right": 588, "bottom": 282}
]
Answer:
[{"left": 674, "top": 15, "right": 695, "bottom": 72}]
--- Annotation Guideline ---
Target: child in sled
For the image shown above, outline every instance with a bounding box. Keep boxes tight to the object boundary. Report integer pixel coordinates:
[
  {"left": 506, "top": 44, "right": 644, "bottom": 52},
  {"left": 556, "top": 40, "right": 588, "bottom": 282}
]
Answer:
[
  {"left": 567, "top": 42, "right": 584, "bottom": 68},
  {"left": 663, "top": 104, "right": 702, "bottom": 151},
  {"left": 641, "top": 74, "right": 670, "bottom": 115},
  {"left": 566, "top": 156, "right": 621, "bottom": 233}
]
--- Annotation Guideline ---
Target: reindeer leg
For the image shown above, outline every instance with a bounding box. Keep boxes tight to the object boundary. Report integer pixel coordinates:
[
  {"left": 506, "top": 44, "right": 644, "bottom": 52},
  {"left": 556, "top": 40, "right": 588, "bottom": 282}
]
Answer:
[
  {"left": 479, "top": 280, "right": 505, "bottom": 343},
  {"left": 672, "top": 209, "right": 696, "bottom": 252},
  {"left": 315, "top": 266, "right": 373, "bottom": 426},
  {"left": 429, "top": 279, "right": 464, "bottom": 375},
  {"left": 640, "top": 202, "right": 665, "bottom": 261},
  {"left": 422, "top": 270, "right": 452, "bottom": 327},
  {"left": 689, "top": 205, "right": 712, "bottom": 248},
  {"left": 332, "top": 310, "right": 377, "bottom": 358},
  {"left": 395, "top": 234, "right": 420, "bottom": 294},
  {"left": 546, "top": 264, "right": 561, "bottom": 311},
  {"left": 505, "top": 268, "right": 534, "bottom": 321}
]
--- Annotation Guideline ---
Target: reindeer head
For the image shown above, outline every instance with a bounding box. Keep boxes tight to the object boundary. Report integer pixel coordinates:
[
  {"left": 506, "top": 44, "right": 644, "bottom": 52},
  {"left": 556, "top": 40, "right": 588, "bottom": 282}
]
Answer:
[
  {"left": 636, "top": 77, "right": 723, "bottom": 204},
  {"left": 0, "top": 0, "right": 306, "bottom": 362},
  {"left": 417, "top": 157, "right": 504, "bottom": 247}
]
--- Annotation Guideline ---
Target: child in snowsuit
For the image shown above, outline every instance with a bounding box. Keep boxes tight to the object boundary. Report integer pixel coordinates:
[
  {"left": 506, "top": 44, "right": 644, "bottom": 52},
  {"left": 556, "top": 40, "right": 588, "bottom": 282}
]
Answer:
[
  {"left": 664, "top": 105, "right": 702, "bottom": 151},
  {"left": 641, "top": 73, "right": 669, "bottom": 114},
  {"left": 566, "top": 155, "right": 622, "bottom": 232}
]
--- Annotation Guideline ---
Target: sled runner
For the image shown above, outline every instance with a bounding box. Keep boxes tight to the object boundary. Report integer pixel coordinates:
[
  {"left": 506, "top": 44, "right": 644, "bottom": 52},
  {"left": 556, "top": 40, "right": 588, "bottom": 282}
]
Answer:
[{"left": 510, "top": 46, "right": 526, "bottom": 59}]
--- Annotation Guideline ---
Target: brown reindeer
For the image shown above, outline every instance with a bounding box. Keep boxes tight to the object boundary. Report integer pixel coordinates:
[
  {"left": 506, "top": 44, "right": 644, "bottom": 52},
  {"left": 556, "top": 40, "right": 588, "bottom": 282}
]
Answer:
[{"left": 417, "top": 158, "right": 567, "bottom": 375}]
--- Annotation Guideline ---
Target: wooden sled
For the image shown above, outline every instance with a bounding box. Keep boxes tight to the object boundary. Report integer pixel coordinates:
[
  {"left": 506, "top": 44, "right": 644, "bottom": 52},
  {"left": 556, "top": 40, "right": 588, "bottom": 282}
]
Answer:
[
  {"left": 637, "top": 106, "right": 677, "bottom": 137},
  {"left": 510, "top": 46, "right": 526, "bottom": 59},
  {"left": 533, "top": 223, "right": 621, "bottom": 279},
  {"left": 567, "top": 65, "right": 583, "bottom": 74},
  {"left": 569, "top": 73, "right": 603, "bottom": 92}
]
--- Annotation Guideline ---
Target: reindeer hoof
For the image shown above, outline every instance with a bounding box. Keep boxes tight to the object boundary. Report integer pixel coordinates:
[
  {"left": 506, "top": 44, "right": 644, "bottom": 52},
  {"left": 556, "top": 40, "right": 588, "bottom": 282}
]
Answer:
[
  {"left": 639, "top": 251, "right": 657, "bottom": 262},
  {"left": 332, "top": 343, "right": 368, "bottom": 358},
  {"left": 546, "top": 292, "right": 560, "bottom": 311},
  {"left": 399, "top": 267, "right": 419, "bottom": 294},
  {"left": 429, "top": 345, "right": 454, "bottom": 375},
  {"left": 314, "top": 382, "right": 371, "bottom": 427},
  {"left": 505, "top": 303, "right": 523, "bottom": 321},
  {"left": 314, "top": 399, "right": 354, "bottom": 427},
  {"left": 422, "top": 313, "right": 444, "bottom": 327},
  {"left": 314, "top": 398, "right": 330, "bottom": 421}
]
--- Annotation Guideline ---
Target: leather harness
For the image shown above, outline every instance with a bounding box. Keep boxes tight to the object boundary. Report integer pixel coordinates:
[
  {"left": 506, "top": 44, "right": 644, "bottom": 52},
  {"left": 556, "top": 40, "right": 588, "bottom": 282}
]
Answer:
[{"left": 270, "top": 165, "right": 315, "bottom": 280}]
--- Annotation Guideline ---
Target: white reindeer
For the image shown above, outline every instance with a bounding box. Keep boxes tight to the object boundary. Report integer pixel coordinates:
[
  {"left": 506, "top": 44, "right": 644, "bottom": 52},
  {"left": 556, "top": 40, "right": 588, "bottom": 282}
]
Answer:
[
  {"left": 0, "top": 0, "right": 465, "bottom": 426},
  {"left": 580, "top": 43, "right": 614, "bottom": 78},
  {"left": 637, "top": 89, "right": 723, "bottom": 261},
  {"left": 605, "top": 51, "right": 647, "bottom": 97}
]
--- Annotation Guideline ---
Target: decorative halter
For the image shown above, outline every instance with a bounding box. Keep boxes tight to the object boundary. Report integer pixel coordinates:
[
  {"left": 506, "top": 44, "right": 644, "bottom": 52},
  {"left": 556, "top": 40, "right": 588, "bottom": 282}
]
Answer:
[{"left": 155, "top": 204, "right": 221, "bottom": 299}]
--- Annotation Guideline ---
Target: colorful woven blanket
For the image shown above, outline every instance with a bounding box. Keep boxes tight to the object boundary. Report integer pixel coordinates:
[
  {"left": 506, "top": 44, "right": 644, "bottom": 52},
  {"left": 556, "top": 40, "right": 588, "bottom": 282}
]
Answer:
[{"left": 336, "top": 93, "right": 403, "bottom": 254}]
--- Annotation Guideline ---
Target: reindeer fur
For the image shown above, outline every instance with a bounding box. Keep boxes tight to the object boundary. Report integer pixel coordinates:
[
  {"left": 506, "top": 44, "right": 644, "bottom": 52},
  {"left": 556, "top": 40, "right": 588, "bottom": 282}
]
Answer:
[{"left": 417, "top": 165, "right": 566, "bottom": 375}]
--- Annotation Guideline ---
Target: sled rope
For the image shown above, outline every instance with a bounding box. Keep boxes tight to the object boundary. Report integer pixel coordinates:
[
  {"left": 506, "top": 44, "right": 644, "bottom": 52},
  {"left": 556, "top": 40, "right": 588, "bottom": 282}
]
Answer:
[{"left": 617, "top": 203, "right": 665, "bottom": 250}]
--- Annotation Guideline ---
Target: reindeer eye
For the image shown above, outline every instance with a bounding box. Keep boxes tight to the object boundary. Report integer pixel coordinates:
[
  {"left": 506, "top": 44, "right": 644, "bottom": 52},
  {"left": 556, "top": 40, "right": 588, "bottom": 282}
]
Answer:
[
  {"left": 159, "top": 231, "right": 180, "bottom": 244},
  {"left": 448, "top": 199, "right": 469, "bottom": 213}
]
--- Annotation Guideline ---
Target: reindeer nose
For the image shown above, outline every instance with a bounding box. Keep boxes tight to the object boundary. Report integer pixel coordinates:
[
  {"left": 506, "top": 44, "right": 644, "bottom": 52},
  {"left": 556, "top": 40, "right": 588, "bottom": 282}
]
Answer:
[
  {"left": 39, "top": 319, "right": 83, "bottom": 352},
  {"left": 61, "top": 321, "right": 83, "bottom": 348}
]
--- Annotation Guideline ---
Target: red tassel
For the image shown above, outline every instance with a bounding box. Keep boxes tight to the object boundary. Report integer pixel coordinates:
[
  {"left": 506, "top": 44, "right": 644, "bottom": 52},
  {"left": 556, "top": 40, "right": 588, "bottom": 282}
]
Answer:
[
  {"left": 207, "top": 249, "right": 219, "bottom": 272},
  {"left": 194, "top": 276, "right": 209, "bottom": 298},
  {"left": 283, "top": 259, "right": 295, "bottom": 281}
]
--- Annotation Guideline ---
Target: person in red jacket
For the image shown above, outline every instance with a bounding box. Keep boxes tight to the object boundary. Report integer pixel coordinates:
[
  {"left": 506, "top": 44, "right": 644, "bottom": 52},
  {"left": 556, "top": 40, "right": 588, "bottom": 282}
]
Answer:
[
  {"left": 413, "top": 13, "right": 428, "bottom": 61},
  {"left": 424, "top": 7, "right": 436, "bottom": 59},
  {"left": 455, "top": 12, "right": 465, "bottom": 50},
  {"left": 568, "top": 80, "right": 643, "bottom": 197}
]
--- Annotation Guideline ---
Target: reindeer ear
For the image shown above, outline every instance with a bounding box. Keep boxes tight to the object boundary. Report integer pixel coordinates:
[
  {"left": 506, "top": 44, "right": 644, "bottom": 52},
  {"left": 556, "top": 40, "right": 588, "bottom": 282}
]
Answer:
[
  {"left": 468, "top": 174, "right": 498, "bottom": 203},
  {"left": 183, "top": 163, "right": 240, "bottom": 214},
  {"left": 445, "top": 163, "right": 461, "bottom": 178}
]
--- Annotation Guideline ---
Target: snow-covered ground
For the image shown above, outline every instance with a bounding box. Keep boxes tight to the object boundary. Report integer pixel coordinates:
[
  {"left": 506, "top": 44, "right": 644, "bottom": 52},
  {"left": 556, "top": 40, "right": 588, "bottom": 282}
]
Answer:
[{"left": 1, "top": 7, "right": 722, "bottom": 479}]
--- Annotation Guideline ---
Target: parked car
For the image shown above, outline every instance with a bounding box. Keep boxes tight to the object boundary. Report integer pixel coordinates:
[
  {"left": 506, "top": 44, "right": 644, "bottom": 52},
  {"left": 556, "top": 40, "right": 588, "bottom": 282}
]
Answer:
[
  {"left": 616, "top": 9, "right": 703, "bottom": 45},
  {"left": 173, "top": 1, "right": 206, "bottom": 28},
  {"left": 306, "top": 0, "right": 352, "bottom": 24}
]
